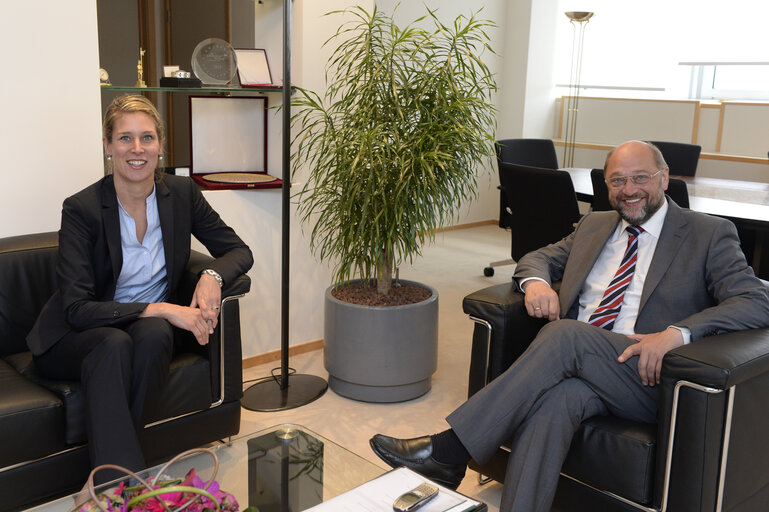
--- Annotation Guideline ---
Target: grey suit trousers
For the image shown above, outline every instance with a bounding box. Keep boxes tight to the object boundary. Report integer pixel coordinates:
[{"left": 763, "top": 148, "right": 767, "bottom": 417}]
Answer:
[{"left": 447, "top": 319, "right": 659, "bottom": 512}]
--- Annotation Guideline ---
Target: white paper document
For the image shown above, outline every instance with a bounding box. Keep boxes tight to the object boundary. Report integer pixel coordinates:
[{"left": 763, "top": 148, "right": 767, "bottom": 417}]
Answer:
[{"left": 304, "top": 467, "right": 482, "bottom": 512}]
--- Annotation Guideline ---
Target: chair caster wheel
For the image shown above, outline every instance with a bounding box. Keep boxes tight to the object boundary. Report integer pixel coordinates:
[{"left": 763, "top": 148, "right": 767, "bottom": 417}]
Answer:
[{"left": 483, "top": 267, "right": 494, "bottom": 277}]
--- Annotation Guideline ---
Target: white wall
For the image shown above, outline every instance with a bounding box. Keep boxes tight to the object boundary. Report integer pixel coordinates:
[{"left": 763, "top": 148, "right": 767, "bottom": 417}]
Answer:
[
  {"left": 521, "top": 2, "right": 560, "bottom": 141},
  {"left": 1, "top": 3, "right": 103, "bottom": 237},
  {"left": 494, "top": 0, "right": 562, "bottom": 144}
]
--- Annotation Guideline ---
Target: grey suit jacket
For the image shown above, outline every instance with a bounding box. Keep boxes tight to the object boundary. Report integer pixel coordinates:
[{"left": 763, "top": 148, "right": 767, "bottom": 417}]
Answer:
[
  {"left": 514, "top": 199, "right": 769, "bottom": 340},
  {"left": 26, "top": 174, "right": 254, "bottom": 356}
]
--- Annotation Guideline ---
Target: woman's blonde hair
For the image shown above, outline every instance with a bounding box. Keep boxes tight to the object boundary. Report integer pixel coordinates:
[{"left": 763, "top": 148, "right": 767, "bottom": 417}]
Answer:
[{"left": 103, "top": 94, "right": 165, "bottom": 144}]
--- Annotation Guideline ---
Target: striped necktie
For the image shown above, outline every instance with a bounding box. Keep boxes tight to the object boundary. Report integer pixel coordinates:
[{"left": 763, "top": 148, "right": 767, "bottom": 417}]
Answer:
[{"left": 588, "top": 225, "right": 644, "bottom": 331}]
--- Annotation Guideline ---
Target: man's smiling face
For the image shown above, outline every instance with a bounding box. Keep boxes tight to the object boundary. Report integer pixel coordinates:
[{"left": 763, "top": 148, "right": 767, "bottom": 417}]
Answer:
[{"left": 605, "top": 141, "right": 669, "bottom": 225}]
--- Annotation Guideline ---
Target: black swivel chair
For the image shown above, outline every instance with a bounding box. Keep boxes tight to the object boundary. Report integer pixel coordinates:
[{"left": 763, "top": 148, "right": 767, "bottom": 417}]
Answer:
[
  {"left": 665, "top": 179, "right": 690, "bottom": 208},
  {"left": 646, "top": 141, "right": 701, "bottom": 177},
  {"left": 484, "top": 163, "right": 580, "bottom": 277},
  {"left": 497, "top": 138, "right": 560, "bottom": 169},
  {"left": 590, "top": 169, "right": 613, "bottom": 212},
  {"left": 496, "top": 139, "right": 559, "bottom": 229},
  {"left": 590, "top": 168, "right": 690, "bottom": 211}
]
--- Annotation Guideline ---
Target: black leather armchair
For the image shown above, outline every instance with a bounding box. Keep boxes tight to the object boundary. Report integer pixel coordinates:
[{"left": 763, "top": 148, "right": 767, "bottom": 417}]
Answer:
[
  {"left": 0, "top": 232, "right": 250, "bottom": 511},
  {"left": 462, "top": 282, "right": 769, "bottom": 512}
]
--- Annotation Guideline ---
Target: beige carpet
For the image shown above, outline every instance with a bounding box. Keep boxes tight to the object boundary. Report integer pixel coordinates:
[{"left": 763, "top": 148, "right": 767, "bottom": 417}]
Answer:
[{"left": 241, "top": 224, "right": 517, "bottom": 511}]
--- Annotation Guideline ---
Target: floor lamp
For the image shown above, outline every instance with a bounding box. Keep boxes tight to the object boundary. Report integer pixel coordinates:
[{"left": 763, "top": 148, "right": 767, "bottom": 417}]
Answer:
[
  {"left": 562, "top": 11, "right": 594, "bottom": 168},
  {"left": 241, "top": 0, "right": 328, "bottom": 412}
]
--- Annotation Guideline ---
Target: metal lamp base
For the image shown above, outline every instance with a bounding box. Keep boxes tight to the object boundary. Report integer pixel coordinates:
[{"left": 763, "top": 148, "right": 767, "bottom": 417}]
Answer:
[{"left": 241, "top": 374, "right": 328, "bottom": 412}]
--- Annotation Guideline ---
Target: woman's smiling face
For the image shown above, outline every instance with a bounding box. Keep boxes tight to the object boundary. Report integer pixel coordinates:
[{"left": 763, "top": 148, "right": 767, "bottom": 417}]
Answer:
[{"left": 104, "top": 112, "right": 161, "bottom": 187}]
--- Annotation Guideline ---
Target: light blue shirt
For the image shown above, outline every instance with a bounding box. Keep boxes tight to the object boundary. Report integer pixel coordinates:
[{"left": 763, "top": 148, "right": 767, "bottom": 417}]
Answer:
[{"left": 113, "top": 186, "right": 168, "bottom": 304}]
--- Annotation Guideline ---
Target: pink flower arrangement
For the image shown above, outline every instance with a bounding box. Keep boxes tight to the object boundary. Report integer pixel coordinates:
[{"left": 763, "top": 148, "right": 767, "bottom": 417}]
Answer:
[{"left": 76, "top": 468, "right": 240, "bottom": 512}]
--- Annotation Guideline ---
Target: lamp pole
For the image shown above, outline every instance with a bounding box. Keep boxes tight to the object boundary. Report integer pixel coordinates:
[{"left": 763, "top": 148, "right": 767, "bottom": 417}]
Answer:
[
  {"left": 563, "top": 11, "right": 594, "bottom": 168},
  {"left": 241, "top": 0, "right": 328, "bottom": 412}
]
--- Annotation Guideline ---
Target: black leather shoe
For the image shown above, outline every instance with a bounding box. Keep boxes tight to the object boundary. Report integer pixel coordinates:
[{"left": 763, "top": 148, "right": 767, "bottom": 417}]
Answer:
[{"left": 369, "top": 434, "right": 466, "bottom": 490}]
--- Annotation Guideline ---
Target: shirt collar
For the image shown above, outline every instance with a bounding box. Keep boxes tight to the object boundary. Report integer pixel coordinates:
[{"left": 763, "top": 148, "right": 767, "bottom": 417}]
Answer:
[
  {"left": 145, "top": 184, "right": 157, "bottom": 205},
  {"left": 116, "top": 184, "right": 157, "bottom": 212}
]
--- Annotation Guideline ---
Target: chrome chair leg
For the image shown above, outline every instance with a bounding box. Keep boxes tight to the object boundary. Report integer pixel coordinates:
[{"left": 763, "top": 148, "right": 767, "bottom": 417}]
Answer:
[{"left": 477, "top": 473, "right": 493, "bottom": 485}]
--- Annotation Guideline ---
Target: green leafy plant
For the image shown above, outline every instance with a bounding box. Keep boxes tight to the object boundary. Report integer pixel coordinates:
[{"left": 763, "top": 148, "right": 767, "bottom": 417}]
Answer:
[{"left": 291, "top": 5, "right": 497, "bottom": 295}]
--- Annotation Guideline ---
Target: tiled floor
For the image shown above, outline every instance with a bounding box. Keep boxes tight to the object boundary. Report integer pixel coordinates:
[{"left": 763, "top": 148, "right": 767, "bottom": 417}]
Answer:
[{"left": 239, "top": 224, "right": 517, "bottom": 511}]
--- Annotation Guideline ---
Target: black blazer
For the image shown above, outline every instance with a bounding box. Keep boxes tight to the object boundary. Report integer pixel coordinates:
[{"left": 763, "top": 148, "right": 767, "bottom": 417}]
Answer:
[{"left": 26, "top": 174, "right": 253, "bottom": 356}]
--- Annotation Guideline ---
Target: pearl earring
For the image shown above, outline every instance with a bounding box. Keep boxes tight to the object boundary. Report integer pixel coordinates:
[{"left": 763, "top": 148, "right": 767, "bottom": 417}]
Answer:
[
  {"left": 106, "top": 155, "right": 112, "bottom": 161},
  {"left": 158, "top": 155, "right": 164, "bottom": 161}
]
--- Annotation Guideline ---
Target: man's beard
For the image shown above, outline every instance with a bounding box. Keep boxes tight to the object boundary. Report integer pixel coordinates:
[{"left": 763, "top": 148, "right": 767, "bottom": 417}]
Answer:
[{"left": 613, "top": 193, "right": 665, "bottom": 225}]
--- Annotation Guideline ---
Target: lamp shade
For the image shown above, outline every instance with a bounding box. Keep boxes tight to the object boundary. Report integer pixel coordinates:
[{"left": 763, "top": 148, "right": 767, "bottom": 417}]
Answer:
[{"left": 565, "top": 11, "right": 594, "bottom": 22}]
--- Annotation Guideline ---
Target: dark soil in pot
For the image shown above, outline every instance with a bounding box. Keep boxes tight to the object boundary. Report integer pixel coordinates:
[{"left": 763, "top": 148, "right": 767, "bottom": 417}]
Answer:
[{"left": 331, "top": 281, "right": 431, "bottom": 306}]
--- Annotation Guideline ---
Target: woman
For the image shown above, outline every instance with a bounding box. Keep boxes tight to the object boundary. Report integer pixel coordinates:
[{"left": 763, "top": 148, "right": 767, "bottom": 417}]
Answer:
[{"left": 26, "top": 94, "right": 253, "bottom": 482}]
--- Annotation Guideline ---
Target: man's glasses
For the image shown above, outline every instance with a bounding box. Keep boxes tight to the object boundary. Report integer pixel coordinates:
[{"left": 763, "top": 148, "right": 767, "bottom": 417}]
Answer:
[{"left": 606, "top": 169, "right": 663, "bottom": 189}]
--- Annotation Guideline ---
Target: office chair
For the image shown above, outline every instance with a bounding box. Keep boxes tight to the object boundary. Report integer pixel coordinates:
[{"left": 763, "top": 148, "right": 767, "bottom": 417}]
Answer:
[
  {"left": 589, "top": 169, "right": 613, "bottom": 212},
  {"left": 484, "top": 163, "right": 580, "bottom": 277},
  {"left": 646, "top": 140, "right": 701, "bottom": 177},
  {"left": 590, "top": 168, "right": 690, "bottom": 212},
  {"left": 665, "top": 178, "right": 690, "bottom": 208},
  {"left": 496, "top": 139, "right": 559, "bottom": 229}
]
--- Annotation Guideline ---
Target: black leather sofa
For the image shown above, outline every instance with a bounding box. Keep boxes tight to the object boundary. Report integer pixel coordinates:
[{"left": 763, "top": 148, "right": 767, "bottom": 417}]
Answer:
[
  {"left": 0, "top": 232, "right": 250, "bottom": 511},
  {"left": 463, "top": 281, "right": 769, "bottom": 512}
]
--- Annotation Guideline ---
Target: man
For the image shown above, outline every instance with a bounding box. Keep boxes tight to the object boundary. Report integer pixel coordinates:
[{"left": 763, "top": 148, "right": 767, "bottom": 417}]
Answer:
[{"left": 370, "top": 141, "right": 769, "bottom": 512}]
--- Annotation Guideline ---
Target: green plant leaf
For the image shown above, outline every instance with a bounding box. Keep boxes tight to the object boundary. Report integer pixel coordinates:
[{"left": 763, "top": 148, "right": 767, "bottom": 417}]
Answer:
[{"left": 291, "top": 6, "right": 497, "bottom": 295}]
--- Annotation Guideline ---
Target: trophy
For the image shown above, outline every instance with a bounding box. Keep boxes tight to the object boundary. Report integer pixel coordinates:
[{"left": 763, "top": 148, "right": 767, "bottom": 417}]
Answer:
[
  {"left": 135, "top": 48, "right": 147, "bottom": 88},
  {"left": 99, "top": 68, "right": 111, "bottom": 86}
]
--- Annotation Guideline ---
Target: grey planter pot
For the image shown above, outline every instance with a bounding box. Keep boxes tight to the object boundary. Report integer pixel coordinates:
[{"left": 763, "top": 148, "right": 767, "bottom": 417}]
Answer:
[{"left": 324, "top": 280, "right": 438, "bottom": 403}]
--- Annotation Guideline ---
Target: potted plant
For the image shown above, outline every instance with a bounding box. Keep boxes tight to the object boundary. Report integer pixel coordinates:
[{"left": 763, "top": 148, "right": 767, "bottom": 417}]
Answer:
[{"left": 291, "top": 6, "right": 497, "bottom": 402}]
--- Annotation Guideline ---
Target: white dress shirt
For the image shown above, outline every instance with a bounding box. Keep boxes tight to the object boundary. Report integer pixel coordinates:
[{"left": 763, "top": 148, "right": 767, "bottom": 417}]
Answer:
[
  {"left": 576, "top": 202, "right": 667, "bottom": 334},
  {"left": 521, "top": 200, "right": 691, "bottom": 342}
]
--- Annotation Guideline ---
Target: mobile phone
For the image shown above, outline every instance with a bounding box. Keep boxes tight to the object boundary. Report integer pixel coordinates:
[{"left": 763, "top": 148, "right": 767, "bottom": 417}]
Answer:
[{"left": 393, "top": 482, "right": 439, "bottom": 512}]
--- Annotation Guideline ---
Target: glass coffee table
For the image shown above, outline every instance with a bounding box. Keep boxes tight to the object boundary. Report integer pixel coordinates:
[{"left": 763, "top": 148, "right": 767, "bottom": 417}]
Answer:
[{"left": 30, "top": 424, "right": 386, "bottom": 512}]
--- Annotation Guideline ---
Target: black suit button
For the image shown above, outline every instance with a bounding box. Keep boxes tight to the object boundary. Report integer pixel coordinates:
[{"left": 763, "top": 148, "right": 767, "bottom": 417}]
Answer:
[{"left": 113, "top": 310, "right": 120, "bottom": 318}]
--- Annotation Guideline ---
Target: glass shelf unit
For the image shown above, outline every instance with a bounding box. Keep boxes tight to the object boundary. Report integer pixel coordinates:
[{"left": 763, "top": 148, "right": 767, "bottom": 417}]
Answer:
[
  {"left": 102, "top": 85, "right": 288, "bottom": 94},
  {"left": 99, "top": 85, "right": 287, "bottom": 189}
]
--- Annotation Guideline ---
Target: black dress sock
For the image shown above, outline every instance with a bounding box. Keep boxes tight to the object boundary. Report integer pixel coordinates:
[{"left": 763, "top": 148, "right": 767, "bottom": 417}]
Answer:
[{"left": 430, "top": 429, "right": 471, "bottom": 465}]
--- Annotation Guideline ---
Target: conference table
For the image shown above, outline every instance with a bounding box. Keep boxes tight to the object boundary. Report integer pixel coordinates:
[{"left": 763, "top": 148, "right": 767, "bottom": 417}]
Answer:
[{"left": 563, "top": 168, "right": 769, "bottom": 278}]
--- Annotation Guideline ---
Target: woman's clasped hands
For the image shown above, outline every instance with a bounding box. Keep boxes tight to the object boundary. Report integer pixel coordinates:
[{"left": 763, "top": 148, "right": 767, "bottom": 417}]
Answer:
[{"left": 139, "top": 274, "right": 222, "bottom": 345}]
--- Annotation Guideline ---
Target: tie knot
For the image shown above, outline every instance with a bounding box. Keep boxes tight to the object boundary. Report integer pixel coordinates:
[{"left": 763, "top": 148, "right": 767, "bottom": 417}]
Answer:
[{"left": 626, "top": 225, "right": 643, "bottom": 238}]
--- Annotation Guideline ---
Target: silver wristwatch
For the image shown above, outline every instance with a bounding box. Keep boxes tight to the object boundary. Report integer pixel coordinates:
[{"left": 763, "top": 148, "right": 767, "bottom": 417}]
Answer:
[{"left": 201, "top": 268, "right": 223, "bottom": 287}]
